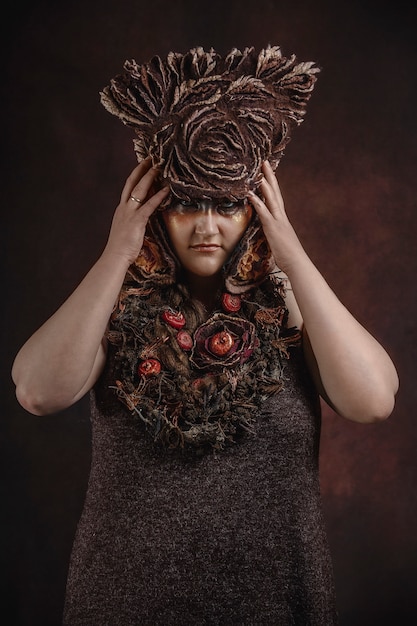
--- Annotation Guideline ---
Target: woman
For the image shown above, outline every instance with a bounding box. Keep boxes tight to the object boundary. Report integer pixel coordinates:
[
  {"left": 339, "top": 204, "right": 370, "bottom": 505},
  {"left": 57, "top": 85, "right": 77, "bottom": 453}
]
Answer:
[{"left": 12, "top": 46, "right": 398, "bottom": 624}]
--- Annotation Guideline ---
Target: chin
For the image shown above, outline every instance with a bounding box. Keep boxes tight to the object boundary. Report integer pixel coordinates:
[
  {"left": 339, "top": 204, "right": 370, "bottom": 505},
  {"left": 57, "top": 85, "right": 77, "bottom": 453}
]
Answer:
[
  {"left": 194, "top": 270, "right": 222, "bottom": 279},
  {"left": 185, "top": 265, "right": 223, "bottom": 280}
]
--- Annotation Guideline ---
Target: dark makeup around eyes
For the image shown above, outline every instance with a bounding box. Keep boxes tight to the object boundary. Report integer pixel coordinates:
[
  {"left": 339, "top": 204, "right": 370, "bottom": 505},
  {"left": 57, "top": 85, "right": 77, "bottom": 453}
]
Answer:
[{"left": 168, "top": 199, "right": 249, "bottom": 217}]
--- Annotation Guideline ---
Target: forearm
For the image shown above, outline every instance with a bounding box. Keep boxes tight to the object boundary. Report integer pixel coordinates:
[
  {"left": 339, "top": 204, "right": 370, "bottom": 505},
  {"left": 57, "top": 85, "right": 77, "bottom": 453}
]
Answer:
[
  {"left": 250, "top": 163, "right": 398, "bottom": 422},
  {"left": 12, "top": 161, "right": 169, "bottom": 416},
  {"left": 12, "top": 251, "right": 129, "bottom": 415},
  {"left": 286, "top": 250, "right": 399, "bottom": 422}
]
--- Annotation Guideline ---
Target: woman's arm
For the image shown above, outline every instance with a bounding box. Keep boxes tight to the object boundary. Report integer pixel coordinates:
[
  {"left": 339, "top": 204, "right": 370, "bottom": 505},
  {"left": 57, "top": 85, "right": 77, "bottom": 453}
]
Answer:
[
  {"left": 12, "top": 159, "right": 169, "bottom": 415},
  {"left": 249, "top": 161, "right": 399, "bottom": 423}
]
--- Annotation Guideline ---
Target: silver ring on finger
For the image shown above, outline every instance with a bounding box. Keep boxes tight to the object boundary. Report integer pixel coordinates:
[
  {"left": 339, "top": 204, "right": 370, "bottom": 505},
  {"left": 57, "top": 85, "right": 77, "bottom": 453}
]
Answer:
[{"left": 130, "top": 194, "right": 144, "bottom": 205}]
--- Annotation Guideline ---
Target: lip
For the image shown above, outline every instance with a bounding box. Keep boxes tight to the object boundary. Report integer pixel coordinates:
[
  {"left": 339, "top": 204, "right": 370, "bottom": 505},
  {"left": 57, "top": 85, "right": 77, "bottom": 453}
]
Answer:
[{"left": 190, "top": 244, "right": 221, "bottom": 252}]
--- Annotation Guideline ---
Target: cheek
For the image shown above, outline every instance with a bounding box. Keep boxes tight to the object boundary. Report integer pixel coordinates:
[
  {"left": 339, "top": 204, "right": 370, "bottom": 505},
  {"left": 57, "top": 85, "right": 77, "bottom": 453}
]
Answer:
[
  {"left": 162, "top": 212, "right": 198, "bottom": 229},
  {"left": 162, "top": 213, "right": 193, "bottom": 246},
  {"left": 228, "top": 206, "right": 253, "bottom": 240},
  {"left": 240, "top": 206, "right": 253, "bottom": 229}
]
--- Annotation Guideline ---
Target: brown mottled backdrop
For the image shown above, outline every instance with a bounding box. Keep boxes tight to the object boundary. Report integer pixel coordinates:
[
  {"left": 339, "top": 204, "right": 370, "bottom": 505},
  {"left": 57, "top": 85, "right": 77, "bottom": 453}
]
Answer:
[{"left": 2, "top": 1, "right": 416, "bottom": 624}]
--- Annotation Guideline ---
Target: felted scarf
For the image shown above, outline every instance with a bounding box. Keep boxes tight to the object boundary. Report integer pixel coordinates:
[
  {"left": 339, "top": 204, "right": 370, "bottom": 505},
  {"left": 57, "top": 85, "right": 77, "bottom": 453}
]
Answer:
[{"left": 106, "top": 214, "right": 301, "bottom": 451}]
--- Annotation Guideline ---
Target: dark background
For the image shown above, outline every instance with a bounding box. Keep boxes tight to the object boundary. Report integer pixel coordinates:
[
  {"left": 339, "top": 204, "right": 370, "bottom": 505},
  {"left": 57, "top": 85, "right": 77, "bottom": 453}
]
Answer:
[{"left": 2, "top": 1, "right": 416, "bottom": 624}]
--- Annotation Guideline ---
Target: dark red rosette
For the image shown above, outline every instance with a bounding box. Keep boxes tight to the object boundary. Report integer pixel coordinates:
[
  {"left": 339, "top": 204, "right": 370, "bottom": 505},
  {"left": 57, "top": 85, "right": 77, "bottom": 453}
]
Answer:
[
  {"left": 138, "top": 358, "right": 161, "bottom": 377},
  {"left": 190, "top": 313, "right": 258, "bottom": 370}
]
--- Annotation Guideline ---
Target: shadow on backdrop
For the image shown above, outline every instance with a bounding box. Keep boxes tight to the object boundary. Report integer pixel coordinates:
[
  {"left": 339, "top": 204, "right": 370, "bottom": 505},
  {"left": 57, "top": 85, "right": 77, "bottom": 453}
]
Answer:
[{"left": 2, "top": 1, "right": 416, "bottom": 624}]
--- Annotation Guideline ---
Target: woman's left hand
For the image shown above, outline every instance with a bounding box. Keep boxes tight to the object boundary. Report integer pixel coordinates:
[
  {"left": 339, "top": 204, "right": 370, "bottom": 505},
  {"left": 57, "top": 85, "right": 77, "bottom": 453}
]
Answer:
[
  {"left": 248, "top": 161, "right": 307, "bottom": 275},
  {"left": 250, "top": 160, "right": 399, "bottom": 424}
]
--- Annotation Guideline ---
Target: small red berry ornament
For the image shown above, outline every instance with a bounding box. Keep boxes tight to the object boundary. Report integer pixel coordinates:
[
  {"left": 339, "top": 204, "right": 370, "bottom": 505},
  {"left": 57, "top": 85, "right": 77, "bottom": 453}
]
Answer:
[
  {"left": 208, "top": 331, "right": 235, "bottom": 356},
  {"left": 138, "top": 358, "right": 161, "bottom": 377},
  {"left": 176, "top": 330, "right": 193, "bottom": 351},
  {"left": 221, "top": 293, "right": 241, "bottom": 313},
  {"left": 162, "top": 310, "right": 186, "bottom": 329}
]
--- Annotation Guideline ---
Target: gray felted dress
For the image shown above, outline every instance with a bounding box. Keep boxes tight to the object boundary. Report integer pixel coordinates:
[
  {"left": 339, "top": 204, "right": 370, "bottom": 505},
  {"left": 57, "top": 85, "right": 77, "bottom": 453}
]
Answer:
[{"left": 63, "top": 342, "right": 338, "bottom": 625}]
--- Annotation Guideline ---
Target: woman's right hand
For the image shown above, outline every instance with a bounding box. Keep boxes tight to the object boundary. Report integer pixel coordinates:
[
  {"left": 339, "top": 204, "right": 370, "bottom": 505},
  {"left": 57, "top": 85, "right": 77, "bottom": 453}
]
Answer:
[
  {"left": 12, "top": 159, "right": 170, "bottom": 415},
  {"left": 104, "top": 158, "right": 170, "bottom": 265}
]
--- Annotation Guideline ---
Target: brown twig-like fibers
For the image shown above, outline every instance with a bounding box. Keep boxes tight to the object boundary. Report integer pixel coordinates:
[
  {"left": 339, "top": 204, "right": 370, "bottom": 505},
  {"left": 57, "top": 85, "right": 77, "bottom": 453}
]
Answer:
[{"left": 107, "top": 274, "right": 300, "bottom": 451}]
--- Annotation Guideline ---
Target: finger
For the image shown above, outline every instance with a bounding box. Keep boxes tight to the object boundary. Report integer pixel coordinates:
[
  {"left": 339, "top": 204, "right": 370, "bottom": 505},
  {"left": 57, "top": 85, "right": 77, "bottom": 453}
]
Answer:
[
  {"left": 120, "top": 157, "right": 153, "bottom": 203},
  {"left": 135, "top": 186, "right": 170, "bottom": 218},
  {"left": 262, "top": 160, "right": 281, "bottom": 194},
  {"left": 252, "top": 175, "right": 279, "bottom": 216},
  {"left": 262, "top": 161, "right": 285, "bottom": 204},
  {"left": 127, "top": 166, "right": 164, "bottom": 207},
  {"left": 129, "top": 193, "right": 145, "bottom": 206},
  {"left": 259, "top": 177, "right": 278, "bottom": 210},
  {"left": 259, "top": 165, "right": 285, "bottom": 215},
  {"left": 248, "top": 191, "right": 272, "bottom": 223}
]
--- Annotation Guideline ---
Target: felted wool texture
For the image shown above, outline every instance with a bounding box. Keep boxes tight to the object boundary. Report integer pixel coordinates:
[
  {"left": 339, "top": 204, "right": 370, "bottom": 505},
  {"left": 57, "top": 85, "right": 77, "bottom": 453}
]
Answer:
[
  {"left": 106, "top": 274, "right": 301, "bottom": 451},
  {"left": 63, "top": 346, "right": 338, "bottom": 625},
  {"left": 100, "top": 45, "right": 320, "bottom": 201}
]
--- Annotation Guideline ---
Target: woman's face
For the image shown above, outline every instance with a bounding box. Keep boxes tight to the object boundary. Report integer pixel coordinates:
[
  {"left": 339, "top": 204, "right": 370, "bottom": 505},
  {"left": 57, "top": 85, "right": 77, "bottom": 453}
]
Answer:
[{"left": 162, "top": 199, "right": 253, "bottom": 279}]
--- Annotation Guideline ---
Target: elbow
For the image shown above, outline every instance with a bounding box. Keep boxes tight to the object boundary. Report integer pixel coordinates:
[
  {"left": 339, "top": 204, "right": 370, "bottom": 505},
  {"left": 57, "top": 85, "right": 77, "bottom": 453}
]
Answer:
[
  {"left": 12, "top": 361, "right": 75, "bottom": 416},
  {"left": 368, "top": 391, "right": 397, "bottom": 423},
  {"left": 325, "top": 364, "right": 399, "bottom": 424},
  {"left": 15, "top": 384, "right": 56, "bottom": 416},
  {"left": 12, "top": 359, "right": 49, "bottom": 415},
  {"left": 358, "top": 402, "right": 395, "bottom": 424},
  {"left": 361, "top": 371, "right": 399, "bottom": 423},
  {"left": 341, "top": 390, "right": 397, "bottom": 424}
]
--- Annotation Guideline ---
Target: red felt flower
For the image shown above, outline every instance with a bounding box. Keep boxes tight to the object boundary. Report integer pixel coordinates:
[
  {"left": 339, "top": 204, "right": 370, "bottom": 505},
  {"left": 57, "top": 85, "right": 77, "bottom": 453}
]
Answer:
[{"left": 190, "top": 313, "right": 258, "bottom": 370}]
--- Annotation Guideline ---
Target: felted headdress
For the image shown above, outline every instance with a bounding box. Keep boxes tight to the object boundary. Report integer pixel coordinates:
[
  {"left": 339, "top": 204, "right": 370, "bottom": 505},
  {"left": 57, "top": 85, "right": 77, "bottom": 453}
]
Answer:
[{"left": 100, "top": 45, "right": 320, "bottom": 201}]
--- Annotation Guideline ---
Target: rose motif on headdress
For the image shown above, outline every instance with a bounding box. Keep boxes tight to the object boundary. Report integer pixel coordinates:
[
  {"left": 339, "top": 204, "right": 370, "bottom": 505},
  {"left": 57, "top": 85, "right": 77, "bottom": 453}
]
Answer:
[
  {"left": 147, "top": 80, "right": 273, "bottom": 200},
  {"left": 101, "top": 45, "right": 320, "bottom": 201},
  {"left": 190, "top": 313, "right": 258, "bottom": 370}
]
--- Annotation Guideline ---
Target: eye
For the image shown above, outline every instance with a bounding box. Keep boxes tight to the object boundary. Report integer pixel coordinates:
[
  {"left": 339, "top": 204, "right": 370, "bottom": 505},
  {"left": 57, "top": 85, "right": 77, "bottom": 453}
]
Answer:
[
  {"left": 167, "top": 199, "right": 198, "bottom": 214},
  {"left": 217, "top": 200, "right": 244, "bottom": 215},
  {"left": 177, "top": 199, "right": 200, "bottom": 213}
]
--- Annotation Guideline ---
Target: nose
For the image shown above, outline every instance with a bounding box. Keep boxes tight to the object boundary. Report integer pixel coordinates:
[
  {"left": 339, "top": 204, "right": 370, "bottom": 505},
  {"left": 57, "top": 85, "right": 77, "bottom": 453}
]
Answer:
[{"left": 194, "top": 204, "right": 219, "bottom": 236}]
